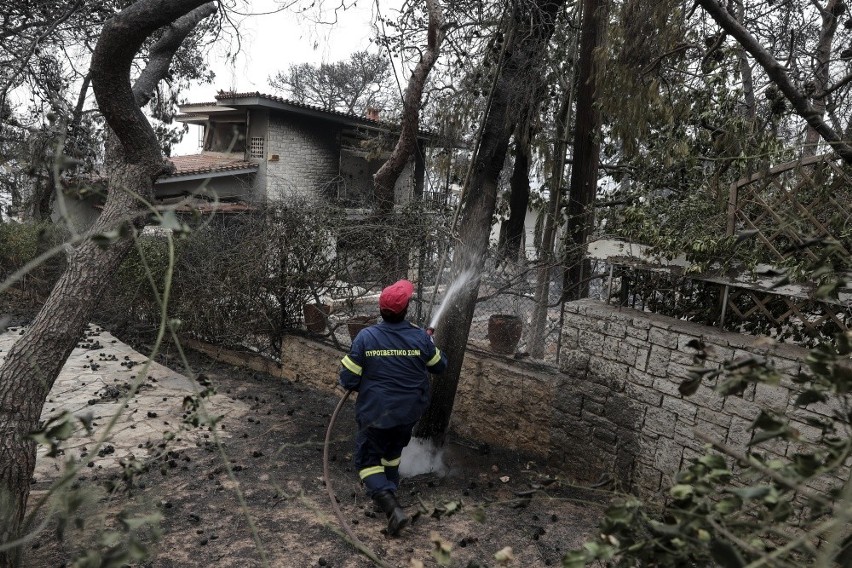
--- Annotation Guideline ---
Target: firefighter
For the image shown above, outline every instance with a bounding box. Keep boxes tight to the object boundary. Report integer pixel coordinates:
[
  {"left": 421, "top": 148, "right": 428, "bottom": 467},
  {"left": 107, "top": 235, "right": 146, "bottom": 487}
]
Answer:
[{"left": 339, "top": 279, "right": 448, "bottom": 536}]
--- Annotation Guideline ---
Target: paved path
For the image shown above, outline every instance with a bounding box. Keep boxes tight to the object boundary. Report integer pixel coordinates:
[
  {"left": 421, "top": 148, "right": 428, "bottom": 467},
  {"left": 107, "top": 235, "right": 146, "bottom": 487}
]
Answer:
[{"left": 0, "top": 324, "right": 249, "bottom": 485}]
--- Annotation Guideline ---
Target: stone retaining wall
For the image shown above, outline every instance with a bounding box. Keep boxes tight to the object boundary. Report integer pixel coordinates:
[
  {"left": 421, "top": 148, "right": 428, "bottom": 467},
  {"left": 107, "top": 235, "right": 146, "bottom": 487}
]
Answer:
[
  {"left": 556, "top": 299, "right": 822, "bottom": 495},
  {"left": 271, "top": 300, "right": 823, "bottom": 497}
]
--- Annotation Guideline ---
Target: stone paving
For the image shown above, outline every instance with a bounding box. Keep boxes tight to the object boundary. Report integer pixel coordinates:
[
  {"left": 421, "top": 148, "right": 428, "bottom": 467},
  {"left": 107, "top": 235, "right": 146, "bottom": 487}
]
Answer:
[{"left": 0, "top": 323, "right": 249, "bottom": 485}]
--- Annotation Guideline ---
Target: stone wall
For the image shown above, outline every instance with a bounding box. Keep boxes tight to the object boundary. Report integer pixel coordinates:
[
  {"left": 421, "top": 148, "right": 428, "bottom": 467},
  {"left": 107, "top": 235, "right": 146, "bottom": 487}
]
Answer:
[
  {"left": 266, "top": 114, "right": 340, "bottom": 202},
  {"left": 556, "top": 299, "right": 819, "bottom": 495},
  {"left": 274, "top": 300, "right": 821, "bottom": 497},
  {"left": 264, "top": 114, "right": 416, "bottom": 206}
]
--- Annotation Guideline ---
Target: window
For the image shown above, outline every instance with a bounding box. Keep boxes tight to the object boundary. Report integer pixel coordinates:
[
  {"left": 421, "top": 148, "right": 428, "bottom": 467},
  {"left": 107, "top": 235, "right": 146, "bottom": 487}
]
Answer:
[
  {"left": 250, "top": 137, "right": 264, "bottom": 159},
  {"left": 205, "top": 121, "right": 247, "bottom": 152}
]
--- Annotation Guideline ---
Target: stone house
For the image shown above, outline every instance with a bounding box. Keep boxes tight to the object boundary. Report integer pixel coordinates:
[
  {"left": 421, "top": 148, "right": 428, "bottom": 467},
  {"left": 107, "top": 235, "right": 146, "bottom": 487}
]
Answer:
[{"left": 158, "top": 91, "right": 430, "bottom": 212}]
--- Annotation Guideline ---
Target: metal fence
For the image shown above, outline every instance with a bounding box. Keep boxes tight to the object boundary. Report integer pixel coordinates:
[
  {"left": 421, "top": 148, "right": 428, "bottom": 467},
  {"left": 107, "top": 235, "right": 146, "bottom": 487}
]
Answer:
[{"left": 308, "top": 245, "right": 592, "bottom": 369}]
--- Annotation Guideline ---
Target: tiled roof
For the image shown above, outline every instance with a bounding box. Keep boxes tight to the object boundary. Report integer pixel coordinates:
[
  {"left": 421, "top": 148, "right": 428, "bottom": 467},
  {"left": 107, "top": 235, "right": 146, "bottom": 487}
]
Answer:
[
  {"left": 214, "top": 91, "right": 388, "bottom": 126},
  {"left": 167, "top": 152, "right": 257, "bottom": 177}
]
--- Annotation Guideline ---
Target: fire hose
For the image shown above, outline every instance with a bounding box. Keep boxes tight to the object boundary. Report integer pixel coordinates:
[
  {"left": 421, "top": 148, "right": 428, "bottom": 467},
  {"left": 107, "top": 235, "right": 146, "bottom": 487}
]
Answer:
[{"left": 323, "top": 389, "right": 392, "bottom": 568}]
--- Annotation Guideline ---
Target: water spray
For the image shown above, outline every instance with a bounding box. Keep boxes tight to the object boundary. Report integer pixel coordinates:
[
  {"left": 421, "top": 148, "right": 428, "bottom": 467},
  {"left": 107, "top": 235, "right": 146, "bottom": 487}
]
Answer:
[{"left": 426, "top": 266, "right": 478, "bottom": 329}]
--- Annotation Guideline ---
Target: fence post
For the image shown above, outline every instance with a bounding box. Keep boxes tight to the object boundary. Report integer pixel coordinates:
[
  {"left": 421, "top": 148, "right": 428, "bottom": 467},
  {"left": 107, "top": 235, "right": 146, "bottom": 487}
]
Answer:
[
  {"left": 605, "top": 263, "right": 614, "bottom": 304},
  {"left": 719, "top": 284, "right": 730, "bottom": 329}
]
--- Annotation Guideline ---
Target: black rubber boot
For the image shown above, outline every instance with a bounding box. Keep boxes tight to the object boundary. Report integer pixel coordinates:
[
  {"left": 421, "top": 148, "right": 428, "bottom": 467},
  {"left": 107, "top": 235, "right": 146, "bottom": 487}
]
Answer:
[{"left": 372, "top": 490, "right": 409, "bottom": 536}]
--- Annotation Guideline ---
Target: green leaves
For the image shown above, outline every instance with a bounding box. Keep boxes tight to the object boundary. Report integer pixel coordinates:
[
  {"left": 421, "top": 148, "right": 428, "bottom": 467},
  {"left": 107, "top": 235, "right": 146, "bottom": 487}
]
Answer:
[
  {"left": 430, "top": 531, "right": 452, "bottom": 566},
  {"left": 749, "top": 410, "right": 792, "bottom": 445},
  {"left": 430, "top": 500, "right": 462, "bottom": 519},
  {"left": 28, "top": 411, "right": 75, "bottom": 457},
  {"left": 156, "top": 210, "right": 192, "bottom": 238}
]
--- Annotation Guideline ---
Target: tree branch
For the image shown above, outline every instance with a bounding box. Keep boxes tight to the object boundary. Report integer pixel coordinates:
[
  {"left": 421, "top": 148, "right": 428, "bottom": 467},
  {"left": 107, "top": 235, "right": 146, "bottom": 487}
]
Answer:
[
  {"left": 373, "top": 0, "right": 444, "bottom": 215},
  {"left": 91, "top": 0, "right": 212, "bottom": 168},
  {"left": 133, "top": 3, "right": 218, "bottom": 108},
  {"left": 696, "top": 0, "right": 852, "bottom": 165}
]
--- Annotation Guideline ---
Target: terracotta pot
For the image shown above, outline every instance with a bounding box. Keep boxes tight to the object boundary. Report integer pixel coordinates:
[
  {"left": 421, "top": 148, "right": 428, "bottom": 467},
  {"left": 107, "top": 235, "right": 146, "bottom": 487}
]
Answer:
[
  {"left": 303, "top": 303, "right": 330, "bottom": 333},
  {"left": 487, "top": 314, "right": 523, "bottom": 355},
  {"left": 347, "top": 315, "right": 376, "bottom": 340}
]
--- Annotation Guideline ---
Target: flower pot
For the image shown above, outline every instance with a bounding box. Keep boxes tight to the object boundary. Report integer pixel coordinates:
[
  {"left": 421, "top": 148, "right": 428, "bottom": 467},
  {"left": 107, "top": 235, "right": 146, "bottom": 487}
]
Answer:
[
  {"left": 303, "top": 303, "right": 331, "bottom": 333},
  {"left": 487, "top": 314, "right": 523, "bottom": 355},
  {"left": 347, "top": 315, "right": 375, "bottom": 340}
]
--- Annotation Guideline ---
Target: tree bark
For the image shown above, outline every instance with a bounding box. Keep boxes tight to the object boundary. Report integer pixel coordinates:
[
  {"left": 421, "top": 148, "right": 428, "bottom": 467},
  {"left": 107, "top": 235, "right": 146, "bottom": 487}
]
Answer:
[
  {"left": 498, "top": 114, "right": 535, "bottom": 265},
  {"left": 373, "top": 0, "right": 443, "bottom": 216},
  {"left": 528, "top": 86, "right": 573, "bottom": 358},
  {"left": 415, "top": 0, "right": 567, "bottom": 441},
  {"left": 696, "top": 0, "right": 852, "bottom": 164},
  {"left": 562, "top": 0, "right": 608, "bottom": 301},
  {"left": 803, "top": 0, "right": 839, "bottom": 157},
  {"left": 0, "top": 1, "right": 213, "bottom": 564},
  {"left": 371, "top": 0, "right": 442, "bottom": 283},
  {"left": 733, "top": 1, "right": 755, "bottom": 123}
]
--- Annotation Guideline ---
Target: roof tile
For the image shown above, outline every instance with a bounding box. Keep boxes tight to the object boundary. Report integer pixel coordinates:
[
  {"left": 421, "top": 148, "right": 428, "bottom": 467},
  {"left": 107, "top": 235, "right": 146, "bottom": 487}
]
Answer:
[{"left": 167, "top": 152, "right": 257, "bottom": 177}]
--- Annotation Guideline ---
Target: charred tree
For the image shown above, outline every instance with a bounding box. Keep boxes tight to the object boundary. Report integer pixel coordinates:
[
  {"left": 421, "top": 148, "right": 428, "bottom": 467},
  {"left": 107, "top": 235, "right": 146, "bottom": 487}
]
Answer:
[
  {"left": 0, "top": 2, "right": 216, "bottom": 564},
  {"left": 563, "top": 0, "right": 608, "bottom": 301},
  {"left": 498, "top": 111, "right": 536, "bottom": 264},
  {"left": 415, "top": 0, "right": 567, "bottom": 441}
]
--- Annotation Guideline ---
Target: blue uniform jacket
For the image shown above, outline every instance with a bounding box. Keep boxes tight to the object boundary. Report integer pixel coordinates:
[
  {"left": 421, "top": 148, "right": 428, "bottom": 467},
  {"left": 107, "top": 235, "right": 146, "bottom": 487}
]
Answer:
[{"left": 339, "top": 320, "right": 447, "bottom": 429}]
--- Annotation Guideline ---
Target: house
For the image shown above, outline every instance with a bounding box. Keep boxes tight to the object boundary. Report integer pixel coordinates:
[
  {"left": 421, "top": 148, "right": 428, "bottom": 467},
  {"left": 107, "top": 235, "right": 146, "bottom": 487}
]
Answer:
[{"left": 158, "top": 91, "right": 430, "bottom": 213}]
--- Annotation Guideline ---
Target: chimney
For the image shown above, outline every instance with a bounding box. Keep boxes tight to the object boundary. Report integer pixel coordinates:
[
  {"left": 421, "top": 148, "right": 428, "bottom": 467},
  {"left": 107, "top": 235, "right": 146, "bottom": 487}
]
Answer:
[{"left": 366, "top": 106, "right": 380, "bottom": 121}]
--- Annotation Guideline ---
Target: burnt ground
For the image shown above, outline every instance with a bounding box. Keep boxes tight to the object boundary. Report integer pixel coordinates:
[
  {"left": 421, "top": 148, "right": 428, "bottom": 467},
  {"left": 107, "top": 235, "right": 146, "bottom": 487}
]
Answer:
[{"left": 22, "top": 343, "right": 607, "bottom": 568}]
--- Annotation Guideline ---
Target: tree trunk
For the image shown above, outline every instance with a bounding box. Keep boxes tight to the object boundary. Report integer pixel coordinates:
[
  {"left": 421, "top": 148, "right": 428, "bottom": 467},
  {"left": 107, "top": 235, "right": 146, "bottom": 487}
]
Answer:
[
  {"left": 803, "top": 0, "right": 839, "bottom": 157},
  {"left": 372, "top": 0, "right": 442, "bottom": 283},
  {"left": 528, "top": 86, "right": 574, "bottom": 358},
  {"left": 0, "top": 2, "right": 213, "bottom": 564},
  {"left": 498, "top": 117, "right": 534, "bottom": 265},
  {"left": 0, "top": 163, "right": 150, "bottom": 561},
  {"left": 563, "top": 0, "right": 608, "bottom": 301},
  {"left": 373, "top": 0, "right": 442, "bottom": 209},
  {"left": 415, "top": 0, "right": 567, "bottom": 441}
]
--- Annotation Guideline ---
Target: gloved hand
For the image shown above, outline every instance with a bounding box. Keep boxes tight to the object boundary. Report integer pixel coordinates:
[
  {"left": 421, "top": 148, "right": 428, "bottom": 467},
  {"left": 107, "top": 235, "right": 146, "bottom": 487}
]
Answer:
[{"left": 426, "top": 327, "right": 435, "bottom": 336}]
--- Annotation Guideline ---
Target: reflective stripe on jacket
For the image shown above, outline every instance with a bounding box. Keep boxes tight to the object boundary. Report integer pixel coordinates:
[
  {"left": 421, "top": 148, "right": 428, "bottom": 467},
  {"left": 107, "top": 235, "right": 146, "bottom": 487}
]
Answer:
[{"left": 339, "top": 320, "right": 447, "bottom": 428}]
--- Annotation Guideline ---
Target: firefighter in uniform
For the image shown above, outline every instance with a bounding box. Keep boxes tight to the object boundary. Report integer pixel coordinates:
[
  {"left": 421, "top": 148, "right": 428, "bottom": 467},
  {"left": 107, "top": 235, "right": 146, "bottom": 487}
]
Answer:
[{"left": 339, "top": 279, "right": 447, "bottom": 535}]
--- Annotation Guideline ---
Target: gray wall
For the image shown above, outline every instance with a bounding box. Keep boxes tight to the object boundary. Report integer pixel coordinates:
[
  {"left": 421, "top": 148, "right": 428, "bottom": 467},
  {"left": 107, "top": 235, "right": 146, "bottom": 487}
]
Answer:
[
  {"left": 265, "top": 114, "right": 340, "bottom": 203},
  {"left": 275, "top": 299, "right": 842, "bottom": 500},
  {"left": 556, "top": 299, "right": 832, "bottom": 496}
]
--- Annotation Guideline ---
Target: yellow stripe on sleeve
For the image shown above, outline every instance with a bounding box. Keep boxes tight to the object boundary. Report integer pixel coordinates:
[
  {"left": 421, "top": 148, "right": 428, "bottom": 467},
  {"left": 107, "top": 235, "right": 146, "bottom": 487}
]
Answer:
[
  {"left": 426, "top": 348, "right": 442, "bottom": 367},
  {"left": 341, "top": 355, "right": 363, "bottom": 376}
]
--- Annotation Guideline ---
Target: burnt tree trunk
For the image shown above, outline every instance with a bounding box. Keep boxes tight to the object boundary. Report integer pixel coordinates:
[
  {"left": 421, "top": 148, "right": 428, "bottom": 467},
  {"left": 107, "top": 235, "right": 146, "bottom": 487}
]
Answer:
[
  {"left": 563, "top": 0, "right": 607, "bottom": 301},
  {"left": 415, "top": 0, "right": 566, "bottom": 442},
  {"left": 498, "top": 114, "right": 535, "bottom": 264},
  {"left": 0, "top": 2, "right": 214, "bottom": 564}
]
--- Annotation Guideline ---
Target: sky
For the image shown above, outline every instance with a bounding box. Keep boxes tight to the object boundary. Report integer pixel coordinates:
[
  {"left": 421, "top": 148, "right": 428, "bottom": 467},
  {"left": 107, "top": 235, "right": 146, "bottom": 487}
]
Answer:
[{"left": 174, "top": 0, "right": 396, "bottom": 155}]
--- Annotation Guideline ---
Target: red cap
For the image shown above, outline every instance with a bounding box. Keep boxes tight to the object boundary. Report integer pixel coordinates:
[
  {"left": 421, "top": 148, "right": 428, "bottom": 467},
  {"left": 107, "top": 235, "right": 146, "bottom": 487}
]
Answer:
[{"left": 379, "top": 279, "right": 414, "bottom": 314}]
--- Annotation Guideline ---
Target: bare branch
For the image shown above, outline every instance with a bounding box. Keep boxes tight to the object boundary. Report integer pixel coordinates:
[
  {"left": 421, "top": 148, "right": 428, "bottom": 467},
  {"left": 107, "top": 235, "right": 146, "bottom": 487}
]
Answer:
[{"left": 696, "top": 0, "right": 852, "bottom": 165}]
